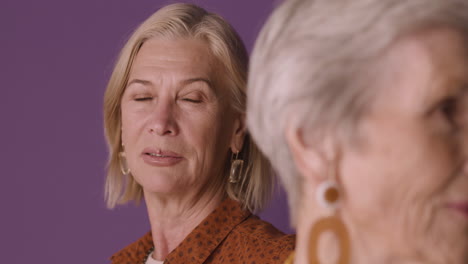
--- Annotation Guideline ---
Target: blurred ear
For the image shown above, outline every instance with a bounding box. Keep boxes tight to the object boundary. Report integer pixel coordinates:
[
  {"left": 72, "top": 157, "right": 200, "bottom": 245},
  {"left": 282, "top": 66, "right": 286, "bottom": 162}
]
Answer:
[
  {"left": 230, "top": 113, "right": 246, "bottom": 153},
  {"left": 285, "top": 123, "right": 338, "bottom": 184}
]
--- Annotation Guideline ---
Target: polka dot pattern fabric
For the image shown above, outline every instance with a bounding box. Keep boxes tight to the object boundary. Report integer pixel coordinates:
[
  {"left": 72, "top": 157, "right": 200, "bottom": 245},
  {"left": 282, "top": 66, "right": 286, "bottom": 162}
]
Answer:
[{"left": 110, "top": 198, "right": 295, "bottom": 264}]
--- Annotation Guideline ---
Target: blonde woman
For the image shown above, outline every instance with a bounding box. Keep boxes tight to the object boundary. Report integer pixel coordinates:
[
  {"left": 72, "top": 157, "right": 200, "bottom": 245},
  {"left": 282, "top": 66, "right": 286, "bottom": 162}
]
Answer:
[
  {"left": 103, "top": 3, "right": 294, "bottom": 264},
  {"left": 248, "top": 0, "right": 468, "bottom": 263}
]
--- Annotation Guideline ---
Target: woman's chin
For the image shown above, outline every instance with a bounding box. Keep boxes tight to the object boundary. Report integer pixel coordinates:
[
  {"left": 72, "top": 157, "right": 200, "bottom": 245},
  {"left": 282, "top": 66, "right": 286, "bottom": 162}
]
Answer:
[{"left": 141, "top": 180, "right": 191, "bottom": 197}]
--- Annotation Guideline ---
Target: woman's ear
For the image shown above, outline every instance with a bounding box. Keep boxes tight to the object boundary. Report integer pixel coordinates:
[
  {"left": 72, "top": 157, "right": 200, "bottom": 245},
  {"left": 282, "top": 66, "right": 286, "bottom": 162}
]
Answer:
[
  {"left": 230, "top": 113, "right": 246, "bottom": 153},
  {"left": 285, "top": 123, "right": 338, "bottom": 184}
]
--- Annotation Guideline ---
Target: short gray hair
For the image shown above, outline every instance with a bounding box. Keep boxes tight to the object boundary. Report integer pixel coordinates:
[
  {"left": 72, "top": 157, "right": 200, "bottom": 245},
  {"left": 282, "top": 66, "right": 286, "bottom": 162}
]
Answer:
[{"left": 247, "top": 0, "right": 468, "bottom": 224}]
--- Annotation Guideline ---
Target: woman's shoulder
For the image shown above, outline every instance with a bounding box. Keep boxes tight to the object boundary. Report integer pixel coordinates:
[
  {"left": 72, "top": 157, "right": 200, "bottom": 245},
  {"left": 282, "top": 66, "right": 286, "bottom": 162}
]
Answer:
[
  {"left": 236, "top": 214, "right": 295, "bottom": 246},
  {"left": 227, "top": 214, "right": 295, "bottom": 262}
]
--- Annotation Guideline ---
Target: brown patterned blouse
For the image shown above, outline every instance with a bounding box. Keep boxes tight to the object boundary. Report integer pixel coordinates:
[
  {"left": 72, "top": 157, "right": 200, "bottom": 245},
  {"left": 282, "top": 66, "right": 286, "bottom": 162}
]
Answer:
[{"left": 110, "top": 198, "right": 295, "bottom": 264}]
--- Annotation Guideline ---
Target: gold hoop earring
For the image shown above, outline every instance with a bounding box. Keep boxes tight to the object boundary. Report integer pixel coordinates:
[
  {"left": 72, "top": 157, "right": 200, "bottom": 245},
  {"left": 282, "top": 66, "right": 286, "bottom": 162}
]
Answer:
[
  {"left": 229, "top": 151, "right": 244, "bottom": 183},
  {"left": 119, "top": 151, "right": 130, "bottom": 175},
  {"left": 308, "top": 181, "right": 350, "bottom": 264}
]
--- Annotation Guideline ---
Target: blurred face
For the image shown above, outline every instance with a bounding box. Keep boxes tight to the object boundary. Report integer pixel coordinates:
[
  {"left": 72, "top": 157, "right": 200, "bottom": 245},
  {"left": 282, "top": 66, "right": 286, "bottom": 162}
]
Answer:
[
  {"left": 340, "top": 28, "right": 468, "bottom": 263},
  {"left": 120, "top": 37, "right": 239, "bottom": 197}
]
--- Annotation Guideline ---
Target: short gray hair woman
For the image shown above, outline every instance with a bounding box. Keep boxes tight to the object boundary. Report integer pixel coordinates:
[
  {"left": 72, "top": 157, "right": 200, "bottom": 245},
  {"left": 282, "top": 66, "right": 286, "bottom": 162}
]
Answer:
[
  {"left": 104, "top": 3, "right": 294, "bottom": 264},
  {"left": 248, "top": 0, "right": 468, "bottom": 263}
]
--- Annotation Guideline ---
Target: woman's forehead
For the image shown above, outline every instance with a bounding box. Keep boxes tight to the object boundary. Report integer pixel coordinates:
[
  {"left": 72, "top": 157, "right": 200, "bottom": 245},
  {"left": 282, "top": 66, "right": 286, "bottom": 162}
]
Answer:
[
  {"left": 131, "top": 37, "right": 217, "bottom": 77},
  {"left": 124, "top": 38, "right": 224, "bottom": 97},
  {"left": 373, "top": 28, "right": 468, "bottom": 108}
]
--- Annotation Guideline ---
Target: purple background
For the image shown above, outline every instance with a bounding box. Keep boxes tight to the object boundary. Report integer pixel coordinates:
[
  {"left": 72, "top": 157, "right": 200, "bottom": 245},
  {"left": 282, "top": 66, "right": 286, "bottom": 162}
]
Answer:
[{"left": 1, "top": 1, "right": 292, "bottom": 263}]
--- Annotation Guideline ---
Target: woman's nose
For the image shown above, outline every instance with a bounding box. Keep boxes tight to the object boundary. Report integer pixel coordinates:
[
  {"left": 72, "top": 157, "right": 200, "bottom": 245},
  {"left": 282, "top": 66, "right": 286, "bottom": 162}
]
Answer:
[{"left": 148, "top": 99, "right": 179, "bottom": 136}]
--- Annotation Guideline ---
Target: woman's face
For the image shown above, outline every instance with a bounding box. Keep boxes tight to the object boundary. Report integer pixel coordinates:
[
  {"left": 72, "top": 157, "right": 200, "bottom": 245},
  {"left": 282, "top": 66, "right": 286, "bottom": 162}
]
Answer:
[
  {"left": 340, "top": 28, "right": 468, "bottom": 262},
  {"left": 120, "top": 37, "right": 240, "bottom": 197}
]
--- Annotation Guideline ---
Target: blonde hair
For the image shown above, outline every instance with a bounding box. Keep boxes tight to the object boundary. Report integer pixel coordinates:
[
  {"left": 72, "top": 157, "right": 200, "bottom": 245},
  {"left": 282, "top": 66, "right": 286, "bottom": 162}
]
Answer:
[
  {"left": 247, "top": 0, "right": 468, "bottom": 225},
  {"left": 104, "top": 3, "right": 272, "bottom": 213}
]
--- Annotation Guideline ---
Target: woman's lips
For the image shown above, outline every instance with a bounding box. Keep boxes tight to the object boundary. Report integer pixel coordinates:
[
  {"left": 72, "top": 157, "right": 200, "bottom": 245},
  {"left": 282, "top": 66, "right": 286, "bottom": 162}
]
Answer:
[
  {"left": 447, "top": 202, "right": 468, "bottom": 218},
  {"left": 141, "top": 148, "right": 183, "bottom": 167}
]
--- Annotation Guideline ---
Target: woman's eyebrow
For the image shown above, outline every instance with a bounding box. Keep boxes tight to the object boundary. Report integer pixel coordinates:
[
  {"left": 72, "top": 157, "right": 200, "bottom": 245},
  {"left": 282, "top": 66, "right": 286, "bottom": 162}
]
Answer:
[
  {"left": 126, "top": 79, "right": 152, "bottom": 88},
  {"left": 181, "top": 78, "right": 214, "bottom": 91}
]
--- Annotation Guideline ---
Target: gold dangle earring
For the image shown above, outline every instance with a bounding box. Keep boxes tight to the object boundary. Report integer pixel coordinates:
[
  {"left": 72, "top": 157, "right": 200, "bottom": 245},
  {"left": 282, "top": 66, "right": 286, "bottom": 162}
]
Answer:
[
  {"left": 119, "top": 149, "right": 130, "bottom": 175},
  {"left": 229, "top": 151, "right": 244, "bottom": 183},
  {"left": 308, "top": 164, "right": 350, "bottom": 264}
]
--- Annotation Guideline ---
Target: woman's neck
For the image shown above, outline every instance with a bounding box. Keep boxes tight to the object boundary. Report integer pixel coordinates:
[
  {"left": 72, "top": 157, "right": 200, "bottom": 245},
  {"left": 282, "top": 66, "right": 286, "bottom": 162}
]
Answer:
[{"left": 144, "top": 190, "right": 224, "bottom": 261}]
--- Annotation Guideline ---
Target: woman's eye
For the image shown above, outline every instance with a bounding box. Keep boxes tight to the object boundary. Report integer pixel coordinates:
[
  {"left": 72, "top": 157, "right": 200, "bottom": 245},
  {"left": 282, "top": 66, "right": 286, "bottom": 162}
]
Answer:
[
  {"left": 439, "top": 97, "right": 458, "bottom": 125},
  {"left": 134, "top": 97, "right": 152, "bottom": 102},
  {"left": 182, "top": 98, "right": 202, "bottom": 103}
]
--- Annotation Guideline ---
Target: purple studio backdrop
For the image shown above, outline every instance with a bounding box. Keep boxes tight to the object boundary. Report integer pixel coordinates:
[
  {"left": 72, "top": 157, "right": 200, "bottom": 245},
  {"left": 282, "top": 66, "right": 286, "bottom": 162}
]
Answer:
[{"left": 0, "top": 0, "right": 292, "bottom": 263}]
